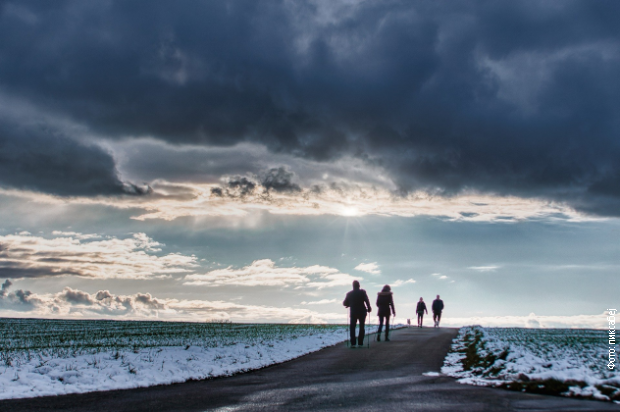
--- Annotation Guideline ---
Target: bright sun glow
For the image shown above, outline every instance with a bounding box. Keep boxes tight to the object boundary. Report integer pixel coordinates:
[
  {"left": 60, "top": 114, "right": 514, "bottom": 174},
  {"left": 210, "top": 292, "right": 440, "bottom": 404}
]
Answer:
[{"left": 341, "top": 206, "right": 359, "bottom": 217}]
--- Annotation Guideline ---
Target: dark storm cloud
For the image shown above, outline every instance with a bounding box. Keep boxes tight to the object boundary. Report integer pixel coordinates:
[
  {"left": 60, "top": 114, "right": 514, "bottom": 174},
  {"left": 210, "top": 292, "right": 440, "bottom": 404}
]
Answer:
[
  {"left": 210, "top": 187, "right": 224, "bottom": 197},
  {"left": 261, "top": 167, "right": 302, "bottom": 193},
  {"left": 226, "top": 176, "right": 257, "bottom": 196},
  {"left": 210, "top": 166, "right": 301, "bottom": 197},
  {"left": 210, "top": 175, "right": 258, "bottom": 198},
  {"left": 0, "top": 117, "right": 151, "bottom": 196},
  {"left": 1, "top": 1, "right": 620, "bottom": 214}
]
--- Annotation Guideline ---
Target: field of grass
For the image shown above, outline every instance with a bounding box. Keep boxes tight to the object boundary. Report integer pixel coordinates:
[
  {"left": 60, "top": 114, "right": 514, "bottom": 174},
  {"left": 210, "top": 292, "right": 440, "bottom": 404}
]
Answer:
[
  {"left": 442, "top": 326, "right": 620, "bottom": 402},
  {"left": 0, "top": 318, "right": 358, "bottom": 399},
  {"left": 0, "top": 318, "right": 342, "bottom": 360}
]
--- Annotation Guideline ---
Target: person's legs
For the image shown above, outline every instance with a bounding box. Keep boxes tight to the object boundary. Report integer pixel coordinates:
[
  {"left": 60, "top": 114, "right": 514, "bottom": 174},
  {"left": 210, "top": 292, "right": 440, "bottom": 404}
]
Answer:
[
  {"left": 358, "top": 314, "right": 366, "bottom": 345},
  {"left": 437, "top": 311, "right": 442, "bottom": 327},
  {"left": 349, "top": 315, "right": 357, "bottom": 346},
  {"left": 417, "top": 312, "right": 423, "bottom": 327},
  {"left": 433, "top": 312, "right": 438, "bottom": 327},
  {"left": 385, "top": 315, "right": 390, "bottom": 340},
  {"left": 377, "top": 316, "right": 384, "bottom": 341}
]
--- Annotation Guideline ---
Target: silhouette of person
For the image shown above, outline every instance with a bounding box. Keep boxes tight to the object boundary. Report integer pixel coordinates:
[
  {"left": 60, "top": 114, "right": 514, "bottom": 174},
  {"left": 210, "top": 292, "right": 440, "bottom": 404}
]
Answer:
[
  {"left": 432, "top": 294, "right": 444, "bottom": 327},
  {"left": 343, "top": 280, "right": 372, "bottom": 347},
  {"left": 416, "top": 297, "right": 428, "bottom": 327},
  {"left": 376, "top": 285, "right": 396, "bottom": 341}
]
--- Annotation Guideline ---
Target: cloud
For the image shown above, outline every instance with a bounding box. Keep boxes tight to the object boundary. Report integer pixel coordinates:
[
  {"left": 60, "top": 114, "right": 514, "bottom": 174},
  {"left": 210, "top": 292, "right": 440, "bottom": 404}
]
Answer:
[
  {"left": 392, "top": 278, "right": 416, "bottom": 287},
  {"left": 0, "top": 279, "right": 610, "bottom": 327},
  {"left": 469, "top": 266, "right": 500, "bottom": 272},
  {"left": 60, "top": 287, "right": 95, "bottom": 305},
  {"left": 0, "top": 232, "right": 198, "bottom": 279},
  {"left": 0, "top": 104, "right": 150, "bottom": 197},
  {"left": 184, "top": 259, "right": 355, "bottom": 289},
  {"left": 162, "top": 298, "right": 344, "bottom": 323},
  {"left": 0, "top": 2, "right": 619, "bottom": 215},
  {"left": 0, "top": 279, "right": 11, "bottom": 297},
  {"left": 300, "top": 299, "right": 338, "bottom": 305},
  {"left": 112, "top": 140, "right": 395, "bottom": 189},
  {"left": 441, "top": 312, "right": 610, "bottom": 329},
  {"left": 0, "top": 281, "right": 344, "bottom": 323},
  {"left": 134, "top": 292, "right": 166, "bottom": 310},
  {"left": 354, "top": 262, "right": 381, "bottom": 275},
  {"left": 96, "top": 290, "right": 113, "bottom": 300},
  {"left": 260, "top": 167, "right": 302, "bottom": 193},
  {"left": 0, "top": 279, "right": 41, "bottom": 311},
  {"left": 3, "top": 179, "right": 588, "bottom": 224},
  {"left": 209, "top": 167, "right": 301, "bottom": 199},
  {"left": 1, "top": 282, "right": 186, "bottom": 317},
  {"left": 0, "top": 284, "right": 169, "bottom": 317},
  {"left": 224, "top": 176, "right": 258, "bottom": 197}
]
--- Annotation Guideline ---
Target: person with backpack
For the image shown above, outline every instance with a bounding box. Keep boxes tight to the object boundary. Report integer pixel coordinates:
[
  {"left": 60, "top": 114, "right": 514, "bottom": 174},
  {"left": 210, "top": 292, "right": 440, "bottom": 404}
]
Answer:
[
  {"left": 343, "top": 280, "right": 372, "bottom": 347},
  {"left": 376, "top": 285, "right": 396, "bottom": 341},
  {"left": 416, "top": 297, "right": 428, "bottom": 327},
  {"left": 432, "top": 294, "right": 444, "bottom": 327}
]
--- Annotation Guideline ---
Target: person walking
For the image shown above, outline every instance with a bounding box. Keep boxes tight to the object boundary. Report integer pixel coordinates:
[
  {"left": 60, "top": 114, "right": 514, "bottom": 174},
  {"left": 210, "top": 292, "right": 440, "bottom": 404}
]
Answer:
[
  {"left": 376, "top": 285, "right": 396, "bottom": 341},
  {"left": 416, "top": 297, "right": 428, "bottom": 327},
  {"left": 343, "top": 280, "right": 372, "bottom": 347},
  {"left": 432, "top": 294, "right": 444, "bottom": 327}
]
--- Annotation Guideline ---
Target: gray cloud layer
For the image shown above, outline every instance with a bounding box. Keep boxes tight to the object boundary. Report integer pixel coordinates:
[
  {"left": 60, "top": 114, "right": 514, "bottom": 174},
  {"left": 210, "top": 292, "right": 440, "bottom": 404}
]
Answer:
[
  {"left": 0, "top": 117, "right": 149, "bottom": 196},
  {"left": 1, "top": 1, "right": 619, "bottom": 214}
]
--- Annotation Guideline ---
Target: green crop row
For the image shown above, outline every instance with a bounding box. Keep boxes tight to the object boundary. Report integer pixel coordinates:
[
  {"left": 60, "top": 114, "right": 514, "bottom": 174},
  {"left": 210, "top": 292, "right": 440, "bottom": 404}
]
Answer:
[{"left": 0, "top": 318, "right": 342, "bottom": 356}]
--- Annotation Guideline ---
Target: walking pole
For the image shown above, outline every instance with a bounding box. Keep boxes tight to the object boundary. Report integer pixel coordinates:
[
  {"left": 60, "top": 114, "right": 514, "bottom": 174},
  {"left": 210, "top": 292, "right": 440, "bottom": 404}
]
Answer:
[
  {"left": 375, "top": 312, "right": 380, "bottom": 343},
  {"left": 375, "top": 313, "right": 378, "bottom": 342},
  {"left": 346, "top": 310, "right": 350, "bottom": 348},
  {"left": 366, "top": 311, "right": 371, "bottom": 348}
]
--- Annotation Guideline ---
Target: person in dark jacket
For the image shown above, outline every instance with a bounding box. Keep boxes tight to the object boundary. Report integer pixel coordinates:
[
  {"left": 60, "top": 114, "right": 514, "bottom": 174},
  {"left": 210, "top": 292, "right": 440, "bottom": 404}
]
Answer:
[
  {"left": 432, "top": 295, "right": 444, "bottom": 328},
  {"left": 416, "top": 297, "right": 428, "bottom": 327},
  {"left": 343, "top": 280, "right": 372, "bottom": 347},
  {"left": 376, "top": 285, "right": 395, "bottom": 341}
]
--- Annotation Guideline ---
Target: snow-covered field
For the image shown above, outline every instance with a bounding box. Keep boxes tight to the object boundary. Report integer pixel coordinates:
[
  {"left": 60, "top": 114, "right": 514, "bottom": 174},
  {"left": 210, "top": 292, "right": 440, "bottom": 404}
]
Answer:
[
  {"left": 442, "top": 326, "right": 620, "bottom": 402},
  {"left": 0, "top": 318, "right": 377, "bottom": 400}
]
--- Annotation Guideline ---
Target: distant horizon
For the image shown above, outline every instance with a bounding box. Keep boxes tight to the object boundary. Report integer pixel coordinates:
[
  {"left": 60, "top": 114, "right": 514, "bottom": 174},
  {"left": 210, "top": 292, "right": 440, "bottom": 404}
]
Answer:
[{"left": 0, "top": 311, "right": 610, "bottom": 330}]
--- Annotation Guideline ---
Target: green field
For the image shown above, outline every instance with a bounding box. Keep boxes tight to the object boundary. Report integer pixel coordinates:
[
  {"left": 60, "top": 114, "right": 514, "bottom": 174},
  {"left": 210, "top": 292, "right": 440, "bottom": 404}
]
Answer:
[
  {"left": 0, "top": 318, "right": 342, "bottom": 358},
  {"left": 443, "top": 326, "right": 619, "bottom": 402}
]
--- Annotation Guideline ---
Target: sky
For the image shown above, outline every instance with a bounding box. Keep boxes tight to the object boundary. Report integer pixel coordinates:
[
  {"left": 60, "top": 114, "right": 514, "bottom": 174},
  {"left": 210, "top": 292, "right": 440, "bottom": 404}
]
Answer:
[{"left": 0, "top": 0, "right": 618, "bottom": 328}]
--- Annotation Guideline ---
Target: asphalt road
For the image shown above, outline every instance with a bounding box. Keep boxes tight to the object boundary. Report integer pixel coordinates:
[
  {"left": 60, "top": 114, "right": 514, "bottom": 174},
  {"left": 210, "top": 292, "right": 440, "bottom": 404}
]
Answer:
[{"left": 1, "top": 327, "right": 618, "bottom": 412}]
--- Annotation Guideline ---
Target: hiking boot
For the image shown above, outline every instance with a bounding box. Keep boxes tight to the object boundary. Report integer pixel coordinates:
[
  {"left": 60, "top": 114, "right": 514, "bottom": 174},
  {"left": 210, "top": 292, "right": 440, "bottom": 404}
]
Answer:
[
  {"left": 385, "top": 337, "right": 390, "bottom": 341},
  {"left": 376, "top": 335, "right": 381, "bottom": 342}
]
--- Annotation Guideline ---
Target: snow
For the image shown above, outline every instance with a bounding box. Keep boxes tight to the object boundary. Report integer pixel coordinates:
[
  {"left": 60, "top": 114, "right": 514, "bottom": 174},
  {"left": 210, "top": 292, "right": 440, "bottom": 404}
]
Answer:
[
  {"left": 0, "top": 322, "right": 387, "bottom": 400},
  {"left": 442, "top": 326, "right": 620, "bottom": 402}
]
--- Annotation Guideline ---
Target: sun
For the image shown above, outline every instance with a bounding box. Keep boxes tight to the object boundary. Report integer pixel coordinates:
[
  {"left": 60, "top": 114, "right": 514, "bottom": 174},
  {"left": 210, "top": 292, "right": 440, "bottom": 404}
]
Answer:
[{"left": 341, "top": 206, "right": 360, "bottom": 217}]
